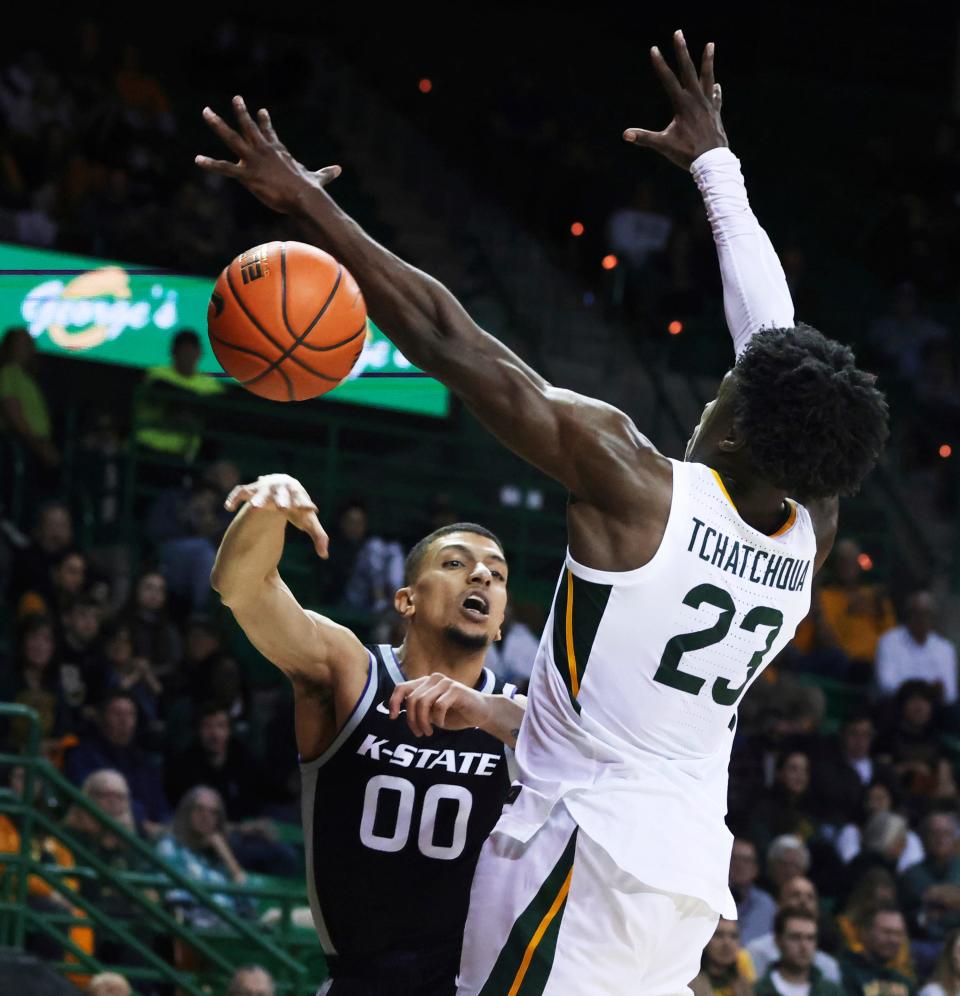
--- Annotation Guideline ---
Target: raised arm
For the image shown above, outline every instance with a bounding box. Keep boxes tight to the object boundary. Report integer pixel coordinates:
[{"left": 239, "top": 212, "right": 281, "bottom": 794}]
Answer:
[
  {"left": 624, "top": 31, "right": 795, "bottom": 355},
  {"left": 210, "top": 473, "right": 366, "bottom": 689},
  {"left": 197, "top": 103, "right": 653, "bottom": 507}
]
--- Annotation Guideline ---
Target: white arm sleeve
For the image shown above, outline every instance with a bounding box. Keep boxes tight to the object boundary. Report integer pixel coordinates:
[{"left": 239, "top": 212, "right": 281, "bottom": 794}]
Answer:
[{"left": 690, "top": 147, "right": 796, "bottom": 357}]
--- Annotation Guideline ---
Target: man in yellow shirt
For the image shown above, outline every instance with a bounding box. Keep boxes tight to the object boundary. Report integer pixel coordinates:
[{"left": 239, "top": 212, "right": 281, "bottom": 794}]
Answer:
[
  {"left": 793, "top": 538, "right": 895, "bottom": 681},
  {"left": 0, "top": 327, "right": 59, "bottom": 469},
  {"left": 134, "top": 329, "right": 224, "bottom": 462}
]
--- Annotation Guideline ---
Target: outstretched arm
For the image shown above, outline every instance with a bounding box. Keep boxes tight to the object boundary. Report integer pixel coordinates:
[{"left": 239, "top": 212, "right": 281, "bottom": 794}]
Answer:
[
  {"left": 197, "top": 103, "right": 652, "bottom": 506},
  {"left": 210, "top": 474, "right": 366, "bottom": 688},
  {"left": 625, "top": 31, "right": 795, "bottom": 355}
]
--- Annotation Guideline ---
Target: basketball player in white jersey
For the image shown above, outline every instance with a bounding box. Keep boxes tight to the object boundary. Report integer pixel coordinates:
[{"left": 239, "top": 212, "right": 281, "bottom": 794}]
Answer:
[{"left": 198, "top": 31, "right": 889, "bottom": 994}]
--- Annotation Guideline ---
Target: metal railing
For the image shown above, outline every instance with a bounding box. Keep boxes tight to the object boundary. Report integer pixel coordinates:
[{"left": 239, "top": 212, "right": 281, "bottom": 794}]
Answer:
[{"left": 0, "top": 703, "right": 315, "bottom": 995}]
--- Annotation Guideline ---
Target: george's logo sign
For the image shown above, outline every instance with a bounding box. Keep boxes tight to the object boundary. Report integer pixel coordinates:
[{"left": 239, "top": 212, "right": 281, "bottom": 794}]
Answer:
[{"left": 20, "top": 266, "right": 178, "bottom": 351}]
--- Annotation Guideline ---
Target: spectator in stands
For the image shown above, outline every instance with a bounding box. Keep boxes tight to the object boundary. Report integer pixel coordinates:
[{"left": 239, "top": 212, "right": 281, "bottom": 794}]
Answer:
[
  {"left": 226, "top": 965, "right": 275, "bottom": 996},
  {"left": 793, "top": 539, "right": 895, "bottom": 683},
  {"left": 837, "top": 869, "right": 913, "bottom": 980},
  {"left": 10, "top": 499, "right": 74, "bottom": 603},
  {"left": 63, "top": 770, "right": 158, "bottom": 976},
  {"left": 2, "top": 614, "right": 65, "bottom": 752},
  {"left": 0, "top": 327, "right": 59, "bottom": 487},
  {"left": 0, "top": 764, "right": 92, "bottom": 963},
  {"left": 766, "top": 836, "right": 813, "bottom": 895},
  {"left": 157, "top": 482, "right": 225, "bottom": 616},
  {"left": 605, "top": 180, "right": 673, "bottom": 319},
  {"left": 156, "top": 785, "right": 251, "bottom": 926},
  {"left": 124, "top": 569, "right": 182, "bottom": 685},
  {"left": 165, "top": 704, "right": 297, "bottom": 876},
  {"left": 319, "top": 498, "right": 405, "bottom": 616},
  {"left": 812, "top": 715, "right": 887, "bottom": 829},
  {"left": 731, "top": 837, "right": 777, "bottom": 946},
  {"left": 748, "top": 750, "right": 820, "bottom": 856},
  {"left": 75, "top": 409, "right": 131, "bottom": 612},
  {"left": 748, "top": 876, "right": 842, "bottom": 982},
  {"left": 901, "top": 812, "right": 960, "bottom": 944},
  {"left": 88, "top": 973, "right": 132, "bottom": 996},
  {"left": 920, "top": 926, "right": 960, "bottom": 996},
  {"left": 690, "top": 918, "right": 757, "bottom": 995},
  {"left": 66, "top": 691, "right": 169, "bottom": 831},
  {"left": 876, "top": 592, "right": 958, "bottom": 706},
  {"left": 148, "top": 463, "right": 238, "bottom": 618},
  {"left": 100, "top": 619, "right": 163, "bottom": 734},
  {"left": 842, "top": 811, "right": 909, "bottom": 899},
  {"left": 835, "top": 779, "right": 925, "bottom": 873},
  {"left": 56, "top": 595, "right": 105, "bottom": 731},
  {"left": 134, "top": 329, "right": 224, "bottom": 463},
  {"left": 876, "top": 681, "right": 957, "bottom": 807},
  {"left": 753, "top": 908, "right": 842, "bottom": 996},
  {"left": 18, "top": 547, "right": 87, "bottom": 621},
  {"left": 839, "top": 906, "right": 914, "bottom": 995},
  {"left": 868, "top": 281, "right": 949, "bottom": 382}
]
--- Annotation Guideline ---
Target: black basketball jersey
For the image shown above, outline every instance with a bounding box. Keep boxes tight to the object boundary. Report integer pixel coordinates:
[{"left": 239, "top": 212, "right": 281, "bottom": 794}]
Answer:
[{"left": 300, "top": 644, "right": 517, "bottom": 974}]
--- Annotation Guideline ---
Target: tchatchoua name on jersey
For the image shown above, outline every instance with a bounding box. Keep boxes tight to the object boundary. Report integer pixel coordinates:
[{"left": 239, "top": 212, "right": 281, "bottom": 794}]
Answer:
[
  {"left": 687, "top": 517, "right": 811, "bottom": 592},
  {"left": 357, "top": 734, "right": 502, "bottom": 775}
]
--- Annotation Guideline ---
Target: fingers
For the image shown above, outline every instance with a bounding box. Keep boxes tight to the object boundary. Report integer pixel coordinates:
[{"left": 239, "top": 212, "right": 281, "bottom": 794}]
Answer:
[
  {"left": 304, "top": 511, "right": 330, "bottom": 559},
  {"left": 258, "top": 108, "right": 280, "bottom": 144},
  {"left": 225, "top": 484, "right": 256, "bottom": 511},
  {"left": 315, "top": 165, "right": 343, "bottom": 188},
  {"left": 672, "top": 30, "right": 700, "bottom": 93},
  {"left": 195, "top": 155, "right": 243, "bottom": 178},
  {"left": 699, "top": 41, "right": 716, "bottom": 101},
  {"left": 201, "top": 106, "right": 249, "bottom": 158},
  {"left": 649, "top": 45, "right": 686, "bottom": 109},
  {"left": 232, "top": 95, "right": 262, "bottom": 145},
  {"left": 623, "top": 127, "right": 666, "bottom": 149},
  {"left": 713, "top": 83, "right": 722, "bottom": 112}
]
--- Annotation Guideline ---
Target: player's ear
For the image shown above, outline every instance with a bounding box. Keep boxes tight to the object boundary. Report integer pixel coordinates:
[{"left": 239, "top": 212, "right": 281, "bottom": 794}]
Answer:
[
  {"left": 718, "top": 424, "right": 748, "bottom": 454},
  {"left": 395, "top": 586, "right": 415, "bottom": 618}
]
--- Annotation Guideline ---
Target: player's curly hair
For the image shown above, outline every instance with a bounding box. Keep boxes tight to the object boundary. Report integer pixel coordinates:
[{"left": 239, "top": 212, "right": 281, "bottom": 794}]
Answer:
[{"left": 733, "top": 325, "right": 889, "bottom": 499}]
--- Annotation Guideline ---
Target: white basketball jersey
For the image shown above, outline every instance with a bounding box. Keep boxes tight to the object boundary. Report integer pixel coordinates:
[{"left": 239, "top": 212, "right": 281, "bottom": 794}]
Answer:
[{"left": 501, "top": 459, "right": 817, "bottom": 917}]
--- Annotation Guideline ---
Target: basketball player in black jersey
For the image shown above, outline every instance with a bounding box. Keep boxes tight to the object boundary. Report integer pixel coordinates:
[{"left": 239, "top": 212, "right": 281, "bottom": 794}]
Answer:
[{"left": 211, "top": 472, "right": 526, "bottom": 996}]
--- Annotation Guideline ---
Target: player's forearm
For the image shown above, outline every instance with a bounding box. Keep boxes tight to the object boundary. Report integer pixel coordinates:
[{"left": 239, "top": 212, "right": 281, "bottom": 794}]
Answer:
[
  {"left": 480, "top": 694, "right": 527, "bottom": 749},
  {"left": 691, "top": 148, "right": 795, "bottom": 355},
  {"left": 290, "top": 182, "right": 467, "bottom": 371},
  {"left": 210, "top": 505, "right": 287, "bottom": 604}
]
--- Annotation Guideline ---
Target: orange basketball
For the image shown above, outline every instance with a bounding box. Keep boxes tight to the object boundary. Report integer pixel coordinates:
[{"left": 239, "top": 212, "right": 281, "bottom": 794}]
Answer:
[{"left": 207, "top": 241, "right": 367, "bottom": 401}]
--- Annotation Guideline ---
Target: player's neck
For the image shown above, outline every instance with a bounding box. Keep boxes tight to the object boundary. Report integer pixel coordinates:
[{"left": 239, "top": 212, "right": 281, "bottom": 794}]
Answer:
[
  {"left": 713, "top": 464, "right": 791, "bottom": 536},
  {"left": 396, "top": 630, "right": 487, "bottom": 686}
]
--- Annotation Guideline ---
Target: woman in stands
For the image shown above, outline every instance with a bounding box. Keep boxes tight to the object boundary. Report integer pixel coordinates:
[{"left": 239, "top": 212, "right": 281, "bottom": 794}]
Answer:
[{"left": 155, "top": 784, "right": 252, "bottom": 926}]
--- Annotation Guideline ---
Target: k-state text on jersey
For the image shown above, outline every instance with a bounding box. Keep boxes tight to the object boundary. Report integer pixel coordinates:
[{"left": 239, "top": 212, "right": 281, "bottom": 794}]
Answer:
[
  {"left": 687, "top": 516, "right": 811, "bottom": 592},
  {"left": 357, "top": 734, "right": 502, "bottom": 775}
]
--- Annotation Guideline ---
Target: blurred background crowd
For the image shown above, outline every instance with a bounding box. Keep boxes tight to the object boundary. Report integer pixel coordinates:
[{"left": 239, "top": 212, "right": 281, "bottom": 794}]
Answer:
[{"left": 2, "top": 3, "right": 960, "bottom": 994}]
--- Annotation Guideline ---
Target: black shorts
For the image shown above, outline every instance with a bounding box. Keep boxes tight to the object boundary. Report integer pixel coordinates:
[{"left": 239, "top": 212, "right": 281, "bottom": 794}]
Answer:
[{"left": 320, "top": 943, "right": 460, "bottom": 996}]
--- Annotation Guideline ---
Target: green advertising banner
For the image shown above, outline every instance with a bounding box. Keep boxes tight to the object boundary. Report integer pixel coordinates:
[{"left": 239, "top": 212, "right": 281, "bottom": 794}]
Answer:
[{"left": 0, "top": 242, "right": 448, "bottom": 417}]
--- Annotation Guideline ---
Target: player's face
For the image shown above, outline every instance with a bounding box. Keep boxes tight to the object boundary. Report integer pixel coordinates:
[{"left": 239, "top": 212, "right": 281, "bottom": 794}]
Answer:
[
  {"left": 685, "top": 371, "right": 739, "bottom": 464},
  {"left": 402, "top": 532, "right": 508, "bottom": 648}
]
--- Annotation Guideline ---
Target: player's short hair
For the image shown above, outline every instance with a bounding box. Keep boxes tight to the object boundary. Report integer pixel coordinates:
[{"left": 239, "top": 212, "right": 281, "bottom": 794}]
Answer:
[
  {"left": 733, "top": 325, "right": 889, "bottom": 499},
  {"left": 774, "top": 906, "right": 817, "bottom": 938},
  {"left": 404, "top": 523, "right": 505, "bottom": 584}
]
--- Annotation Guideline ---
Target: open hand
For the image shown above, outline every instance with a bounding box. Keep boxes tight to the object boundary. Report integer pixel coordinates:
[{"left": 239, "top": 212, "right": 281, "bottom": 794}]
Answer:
[
  {"left": 624, "top": 30, "right": 727, "bottom": 170},
  {"left": 389, "top": 673, "right": 492, "bottom": 737},
  {"left": 196, "top": 95, "right": 341, "bottom": 215},
  {"left": 225, "top": 473, "right": 329, "bottom": 557}
]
